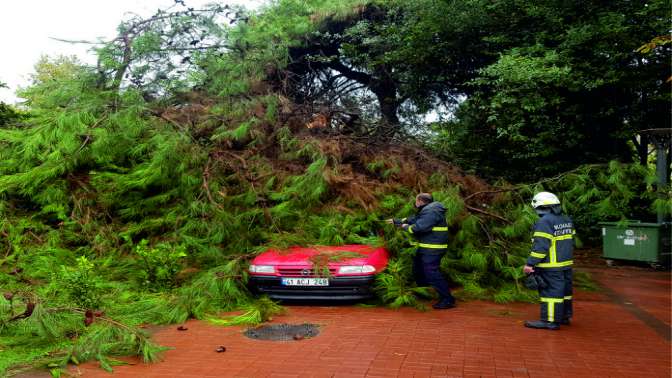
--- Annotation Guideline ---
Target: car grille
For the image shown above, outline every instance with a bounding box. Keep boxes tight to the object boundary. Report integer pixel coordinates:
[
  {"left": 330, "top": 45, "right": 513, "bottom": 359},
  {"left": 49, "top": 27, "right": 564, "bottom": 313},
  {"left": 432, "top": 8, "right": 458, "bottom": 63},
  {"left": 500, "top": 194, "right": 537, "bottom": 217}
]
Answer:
[{"left": 277, "top": 267, "right": 338, "bottom": 277}]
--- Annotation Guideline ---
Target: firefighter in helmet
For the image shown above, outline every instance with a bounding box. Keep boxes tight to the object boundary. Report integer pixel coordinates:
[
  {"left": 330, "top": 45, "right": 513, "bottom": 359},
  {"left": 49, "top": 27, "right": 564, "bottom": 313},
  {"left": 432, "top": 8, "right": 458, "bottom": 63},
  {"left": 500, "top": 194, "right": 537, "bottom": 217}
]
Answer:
[{"left": 524, "top": 192, "right": 575, "bottom": 330}]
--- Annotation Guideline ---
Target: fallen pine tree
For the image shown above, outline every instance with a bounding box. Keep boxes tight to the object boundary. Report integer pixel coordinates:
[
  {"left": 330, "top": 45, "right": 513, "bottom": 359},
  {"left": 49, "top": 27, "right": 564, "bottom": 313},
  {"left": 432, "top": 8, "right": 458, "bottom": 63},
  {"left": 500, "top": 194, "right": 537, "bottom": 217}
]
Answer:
[{"left": 0, "top": 1, "right": 662, "bottom": 375}]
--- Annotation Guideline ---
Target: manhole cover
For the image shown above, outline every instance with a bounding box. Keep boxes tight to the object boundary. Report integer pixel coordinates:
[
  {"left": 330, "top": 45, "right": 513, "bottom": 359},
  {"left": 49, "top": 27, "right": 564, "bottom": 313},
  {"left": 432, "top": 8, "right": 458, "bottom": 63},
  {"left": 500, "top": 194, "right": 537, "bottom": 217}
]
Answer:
[{"left": 244, "top": 323, "right": 319, "bottom": 341}]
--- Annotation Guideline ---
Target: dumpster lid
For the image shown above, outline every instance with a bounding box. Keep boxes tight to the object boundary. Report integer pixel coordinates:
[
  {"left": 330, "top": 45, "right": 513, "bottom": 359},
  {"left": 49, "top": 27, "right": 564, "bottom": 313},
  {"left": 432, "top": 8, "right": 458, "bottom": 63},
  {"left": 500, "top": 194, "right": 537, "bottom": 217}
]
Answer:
[{"left": 599, "top": 221, "right": 662, "bottom": 228}]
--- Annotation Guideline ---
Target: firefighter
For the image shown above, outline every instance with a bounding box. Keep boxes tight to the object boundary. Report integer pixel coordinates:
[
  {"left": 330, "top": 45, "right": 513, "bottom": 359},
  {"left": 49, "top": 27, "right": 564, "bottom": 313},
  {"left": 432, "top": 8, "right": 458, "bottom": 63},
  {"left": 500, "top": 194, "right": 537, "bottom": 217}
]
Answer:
[
  {"left": 523, "top": 191, "right": 575, "bottom": 330},
  {"left": 387, "top": 193, "right": 456, "bottom": 309}
]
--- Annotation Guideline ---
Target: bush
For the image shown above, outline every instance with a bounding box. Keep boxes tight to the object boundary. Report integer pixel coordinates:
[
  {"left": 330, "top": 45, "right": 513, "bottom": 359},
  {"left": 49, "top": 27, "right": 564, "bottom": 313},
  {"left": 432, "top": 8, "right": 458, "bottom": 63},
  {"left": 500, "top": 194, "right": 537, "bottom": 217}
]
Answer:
[
  {"left": 57, "top": 256, "right": 102, "bottom": 309},
  {"left": 134, "top": 240, "right": 187, "bottom": 290}
]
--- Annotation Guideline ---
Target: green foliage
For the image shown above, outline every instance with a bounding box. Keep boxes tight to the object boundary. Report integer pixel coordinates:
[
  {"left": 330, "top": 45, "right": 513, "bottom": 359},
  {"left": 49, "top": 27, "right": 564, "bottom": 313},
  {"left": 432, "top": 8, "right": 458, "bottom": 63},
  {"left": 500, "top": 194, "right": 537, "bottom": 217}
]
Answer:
[
  {"left": 94, "top": 4, "right": 232, "bottom": 94},
  {"left": 68, "top": 322, "right": 167, "bottom": 368},
  {"left": 542, "top": 161, "right": 658, "bottom": 244},
  {"left": 428, "top": 0, "right": 670, "bottom": 181},
  {"left": 271, "top": 157, "right": 329, "bottom": 208},
  {"left": 0, "top": 298, "right": 166, "bottom": 375},
  {"left": 0, "top": 102, "right": 24, "bottom": 127},
  {"left": 16, "top": 55, "right": 99, "bottom": 111},
  {"left": 166, "top": 261, "right": 250, "bottom": 323},
  {"left": 134, "top": 240, "right": 187, "bottom": 290},
  {"left": 374, "top": 257, "right": 430, "bottom": 310},
  {"left": 207, "top": 297, "right": 285, "bottom": 326},
  {"left": 56, "top": 256, "right": 102, "bottom": 309}
]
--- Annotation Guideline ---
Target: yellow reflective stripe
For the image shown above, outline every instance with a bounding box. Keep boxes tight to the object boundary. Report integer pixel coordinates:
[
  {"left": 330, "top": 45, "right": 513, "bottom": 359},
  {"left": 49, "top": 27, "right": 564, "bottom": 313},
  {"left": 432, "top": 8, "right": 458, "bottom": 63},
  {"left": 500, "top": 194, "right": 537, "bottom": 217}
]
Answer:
[
  {"left": 530, "top": 252, "right": 546, "bottom": 258},
  {"left": 540, "top": 297, "right": 563, "bottom": 322},
  {"left": 417, "top": 243, "right": 448, "bottom": 249},
  {"left": 408, "top": 226, "right": 448, "bottom": 233},
  {"left": 533, "top": 232, "right": 574, "bottom": 241},
  {"left": 540, "top": 297, "right": 564, "bottom": 303},
  {"left": 564, "top": 296, "right": 573, "bottom": 300},
  {"left": 533, "top": 232, "right": 554, "bottom": 239},
  {"left": 532, "top": 230, "right": 573, "bottom": 265},
  {"left": 402, "top": 218, "right": 407, "bottom": 222},
  {"left": 537, "top": 260, "right": 573, "bottom": 268},
  {"left": 408, "top": 226, "right": 414, "bottom": 234},
  {"left": 530, "top": 230, "right": 574, "bottom": 268}
]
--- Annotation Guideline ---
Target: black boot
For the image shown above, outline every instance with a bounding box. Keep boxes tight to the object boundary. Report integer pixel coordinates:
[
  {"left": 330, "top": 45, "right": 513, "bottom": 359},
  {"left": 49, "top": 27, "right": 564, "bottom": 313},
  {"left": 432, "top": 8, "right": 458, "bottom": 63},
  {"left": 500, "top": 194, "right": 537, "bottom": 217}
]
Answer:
[
  {"left": 524, "top": 320, "right": 559, "bottom": 330},
  {"left": 432, "top": 298, "right": 456, "bottom": 310}
]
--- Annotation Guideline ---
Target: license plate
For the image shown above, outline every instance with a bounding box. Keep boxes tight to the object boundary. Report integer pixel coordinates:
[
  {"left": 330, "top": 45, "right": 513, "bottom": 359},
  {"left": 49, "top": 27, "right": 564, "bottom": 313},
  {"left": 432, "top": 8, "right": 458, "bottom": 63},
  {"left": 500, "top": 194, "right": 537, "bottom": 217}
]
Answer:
[{"left": 281, "top": 278, "right": 329, "bottom": 286}]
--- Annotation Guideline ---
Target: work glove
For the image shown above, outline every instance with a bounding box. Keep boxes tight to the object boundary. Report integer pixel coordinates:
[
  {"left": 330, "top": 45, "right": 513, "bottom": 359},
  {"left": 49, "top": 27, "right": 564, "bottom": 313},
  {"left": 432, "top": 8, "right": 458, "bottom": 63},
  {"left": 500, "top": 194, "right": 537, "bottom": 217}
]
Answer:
[{"left": 524, "top": 272, "right": 547, "bottom": 290}]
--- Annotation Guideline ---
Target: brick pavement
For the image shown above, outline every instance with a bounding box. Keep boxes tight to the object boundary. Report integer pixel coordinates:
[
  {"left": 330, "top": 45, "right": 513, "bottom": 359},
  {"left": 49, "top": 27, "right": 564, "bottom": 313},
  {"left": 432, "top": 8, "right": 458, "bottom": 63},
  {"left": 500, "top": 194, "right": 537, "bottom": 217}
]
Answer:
[
  {"left": 587, "top": 267, "right": 671, "bottom": 328},
  {"left": 71, "top": 267, "right": 671, "bottom": 378}
]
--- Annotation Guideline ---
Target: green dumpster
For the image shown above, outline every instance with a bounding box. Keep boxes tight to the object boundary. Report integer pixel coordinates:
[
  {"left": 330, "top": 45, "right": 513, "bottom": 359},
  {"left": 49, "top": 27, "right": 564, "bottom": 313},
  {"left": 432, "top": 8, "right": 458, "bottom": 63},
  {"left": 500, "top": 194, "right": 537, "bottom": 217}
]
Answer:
[{"left": 599, "top": 221, "right": 671, "bottom": 266}]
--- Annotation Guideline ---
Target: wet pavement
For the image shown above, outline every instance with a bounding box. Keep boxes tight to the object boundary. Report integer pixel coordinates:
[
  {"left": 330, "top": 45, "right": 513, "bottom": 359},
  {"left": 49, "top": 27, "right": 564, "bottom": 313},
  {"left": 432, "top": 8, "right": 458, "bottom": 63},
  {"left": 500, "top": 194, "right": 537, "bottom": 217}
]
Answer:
[{"left": 71, "top": 266, "right": 671, "bottom": 378}]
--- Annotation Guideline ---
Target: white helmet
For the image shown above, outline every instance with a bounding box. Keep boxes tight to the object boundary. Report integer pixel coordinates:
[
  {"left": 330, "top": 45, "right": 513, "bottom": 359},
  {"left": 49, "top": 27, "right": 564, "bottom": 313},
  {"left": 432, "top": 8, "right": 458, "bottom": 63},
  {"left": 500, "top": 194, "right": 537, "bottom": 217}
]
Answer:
[{"left": 531, "top": 192, "right": 560, "bottom": 209}]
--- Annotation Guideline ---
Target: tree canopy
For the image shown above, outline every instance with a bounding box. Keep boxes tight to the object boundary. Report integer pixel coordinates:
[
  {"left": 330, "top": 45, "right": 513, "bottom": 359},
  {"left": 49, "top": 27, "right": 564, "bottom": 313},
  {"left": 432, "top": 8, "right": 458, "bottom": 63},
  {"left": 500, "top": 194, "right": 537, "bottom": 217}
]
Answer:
[{"left": 242, "top": 0, "right": 670, "bottom": 181}]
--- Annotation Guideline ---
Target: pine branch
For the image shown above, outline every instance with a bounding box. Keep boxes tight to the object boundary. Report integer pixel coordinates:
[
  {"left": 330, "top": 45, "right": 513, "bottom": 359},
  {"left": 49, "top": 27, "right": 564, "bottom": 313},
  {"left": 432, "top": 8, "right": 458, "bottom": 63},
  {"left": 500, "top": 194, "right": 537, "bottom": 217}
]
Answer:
[
  {"left": 478, "top": 220, "right": 494, "bottom": 244},
  {"left": 47, "top": 307, "right": 153, "bottom": 344},
  {"left": 48, "top": 37, "right": 104, "bottom": 45},
  {"left": 465, "top": 205, "right": 511, "bottom": 223},
  {"left": 464, "top": 163, "right": 607, "bottom": 202},
  {"left": 221, "top": 150, "right": 248, "bottom": 169},
  {"left": 202, "top": 157, "right": 223, "bottom": 209}
]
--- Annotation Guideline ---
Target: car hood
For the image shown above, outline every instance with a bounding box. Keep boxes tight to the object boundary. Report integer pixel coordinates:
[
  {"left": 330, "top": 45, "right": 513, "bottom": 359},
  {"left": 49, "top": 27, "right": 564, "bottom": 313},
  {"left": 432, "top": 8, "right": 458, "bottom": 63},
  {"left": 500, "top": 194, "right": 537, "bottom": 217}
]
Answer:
[{"left": 252, "top": 244, "right": 387, "bottom": 266}]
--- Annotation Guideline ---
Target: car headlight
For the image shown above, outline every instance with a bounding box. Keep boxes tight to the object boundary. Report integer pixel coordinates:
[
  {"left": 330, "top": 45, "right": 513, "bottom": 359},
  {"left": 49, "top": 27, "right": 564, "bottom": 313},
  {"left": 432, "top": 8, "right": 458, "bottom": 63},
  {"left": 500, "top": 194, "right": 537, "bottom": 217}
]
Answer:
[
  {"left": 249, "top": 265, "right": 275, "bottom": 274},
  {"left": 338, "top": 265, "right": 376, "bottom": 274}
]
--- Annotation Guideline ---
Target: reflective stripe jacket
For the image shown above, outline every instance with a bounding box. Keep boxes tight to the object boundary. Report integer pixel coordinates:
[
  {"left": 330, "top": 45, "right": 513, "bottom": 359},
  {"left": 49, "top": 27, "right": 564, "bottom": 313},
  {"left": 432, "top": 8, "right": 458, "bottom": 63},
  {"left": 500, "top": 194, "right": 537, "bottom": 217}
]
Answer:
[
  {"left": 397, "top": 201, "right": 449, "bottom": 254},
  {"left": 527, "top": 213, "right": 575, "bottom": 270}
]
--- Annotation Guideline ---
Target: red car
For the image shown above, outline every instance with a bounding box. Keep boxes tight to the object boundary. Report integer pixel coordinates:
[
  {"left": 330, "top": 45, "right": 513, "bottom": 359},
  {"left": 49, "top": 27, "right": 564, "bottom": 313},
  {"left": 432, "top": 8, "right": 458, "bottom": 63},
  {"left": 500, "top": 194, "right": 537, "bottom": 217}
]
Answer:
[{"left": 248, "top": 244, "right": 389, "bottom": 300}]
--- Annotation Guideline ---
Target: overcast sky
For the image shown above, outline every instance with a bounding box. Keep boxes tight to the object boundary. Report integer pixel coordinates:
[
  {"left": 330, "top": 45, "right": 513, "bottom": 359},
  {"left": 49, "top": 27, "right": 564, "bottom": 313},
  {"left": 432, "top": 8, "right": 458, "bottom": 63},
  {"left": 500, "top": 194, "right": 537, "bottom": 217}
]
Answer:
[{"left": 0, "top": 0, "right": 263, "bottom": 104}]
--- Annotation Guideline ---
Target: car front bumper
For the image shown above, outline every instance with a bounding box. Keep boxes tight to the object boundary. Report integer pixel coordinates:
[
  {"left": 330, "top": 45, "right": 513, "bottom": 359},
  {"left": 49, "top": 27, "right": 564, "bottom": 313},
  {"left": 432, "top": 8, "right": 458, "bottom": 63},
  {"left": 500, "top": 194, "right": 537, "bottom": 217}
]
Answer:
[{"left": 248, "top": 275, "right": 377, "bottom": 300}]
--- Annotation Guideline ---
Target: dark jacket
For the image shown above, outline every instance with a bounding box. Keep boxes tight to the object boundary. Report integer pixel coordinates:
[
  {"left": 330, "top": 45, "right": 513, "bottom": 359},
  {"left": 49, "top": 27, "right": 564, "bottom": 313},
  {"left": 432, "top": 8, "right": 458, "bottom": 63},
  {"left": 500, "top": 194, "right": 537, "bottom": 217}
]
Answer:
[
  {"left": 396, "top": 201, "right": 449, "bottom": 255},
  {"left": 526, "top": 212, "right": 575, "bottom": 270}
]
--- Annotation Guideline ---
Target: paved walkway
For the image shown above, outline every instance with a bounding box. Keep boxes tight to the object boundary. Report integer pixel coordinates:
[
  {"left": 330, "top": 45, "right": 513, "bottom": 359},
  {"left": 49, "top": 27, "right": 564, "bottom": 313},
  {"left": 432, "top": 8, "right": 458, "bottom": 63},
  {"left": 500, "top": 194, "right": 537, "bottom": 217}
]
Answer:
[
  {"left": 72, "top": 267, "right": 671, "bottom": 378},
  {"left": 587, "top": 267, "right": 671, "bottom": 329}
]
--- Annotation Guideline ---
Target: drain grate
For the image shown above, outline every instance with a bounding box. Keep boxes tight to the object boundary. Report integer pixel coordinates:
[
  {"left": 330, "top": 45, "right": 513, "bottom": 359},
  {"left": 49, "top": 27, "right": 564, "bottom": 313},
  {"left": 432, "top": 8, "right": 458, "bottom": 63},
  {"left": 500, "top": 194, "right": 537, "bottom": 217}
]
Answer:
[{"left": 244, "top": 323, "right": 320, "bottom": 341}]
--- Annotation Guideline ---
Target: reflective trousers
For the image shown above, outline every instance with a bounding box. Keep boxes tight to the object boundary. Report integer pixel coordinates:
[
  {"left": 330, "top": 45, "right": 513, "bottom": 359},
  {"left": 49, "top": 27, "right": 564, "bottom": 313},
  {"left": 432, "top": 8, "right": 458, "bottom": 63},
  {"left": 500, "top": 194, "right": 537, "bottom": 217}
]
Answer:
[
  {"left": 413, "top": 252, "right": 455, "bottom": 303},
  {"left": 537, "top": 269, "right": 573, "bottom": 323}
]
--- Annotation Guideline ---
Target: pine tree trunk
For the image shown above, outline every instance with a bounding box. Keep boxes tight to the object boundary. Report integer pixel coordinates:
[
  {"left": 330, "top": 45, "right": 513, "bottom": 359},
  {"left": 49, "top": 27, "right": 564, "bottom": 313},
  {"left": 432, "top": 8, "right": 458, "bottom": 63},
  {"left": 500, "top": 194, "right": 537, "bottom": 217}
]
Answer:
[
  {"left": 371, "top": 73, "right": 400, "bottom": 139},
  {"left": 377, "top": 92, "right": 400, "bottom": 128}
]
